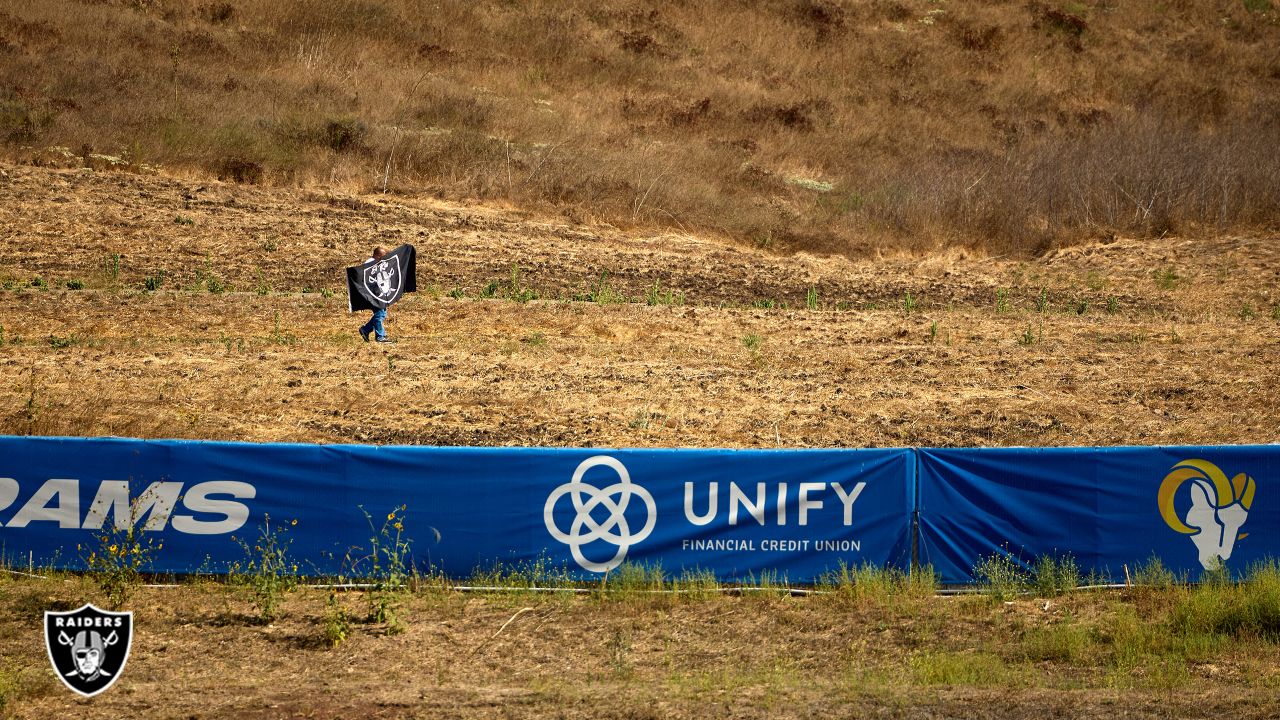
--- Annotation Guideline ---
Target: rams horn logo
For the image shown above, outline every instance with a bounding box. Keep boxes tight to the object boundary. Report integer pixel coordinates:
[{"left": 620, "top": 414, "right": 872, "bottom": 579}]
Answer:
[{"left": 1158, "top": 459, "right": 1255, "bottom": 570}]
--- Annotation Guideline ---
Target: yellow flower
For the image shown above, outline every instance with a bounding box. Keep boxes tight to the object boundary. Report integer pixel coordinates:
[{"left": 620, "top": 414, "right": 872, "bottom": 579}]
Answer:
[
  {"left": 291, "top": 519, "right": 297, "bottom": 526},
  {"left": 393, "top": 522, "right": 403, "bottom": 531},
  {"left": 387, "top": 512, "right": 395, "bottom": 521}
]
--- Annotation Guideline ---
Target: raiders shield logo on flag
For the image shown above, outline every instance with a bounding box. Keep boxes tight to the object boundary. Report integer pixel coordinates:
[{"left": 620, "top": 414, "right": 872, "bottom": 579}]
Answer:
[
  {"left": 364, "top": 254, "right": 402, "bottom": 303},
  {"left": 44, "top": 604, "right": 133, "bottom": 698},
  {"left": 347, "top": 244, "right": 417, "bottom": 312}
]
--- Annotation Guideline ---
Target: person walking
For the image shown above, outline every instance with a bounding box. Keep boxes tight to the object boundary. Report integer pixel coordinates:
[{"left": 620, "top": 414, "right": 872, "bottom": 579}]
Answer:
[{"left": 359, "top": 247, "right": 393, "bottom": 343}]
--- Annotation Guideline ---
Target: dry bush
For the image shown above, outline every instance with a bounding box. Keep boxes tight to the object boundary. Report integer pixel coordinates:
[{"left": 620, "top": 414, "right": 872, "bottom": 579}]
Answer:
[{"left": 2, "top": 0, "right": 1278, "bottom": 256}]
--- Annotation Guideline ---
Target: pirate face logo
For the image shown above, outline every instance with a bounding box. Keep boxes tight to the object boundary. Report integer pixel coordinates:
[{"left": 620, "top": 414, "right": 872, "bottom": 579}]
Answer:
[
  {"left": 44, "top": 604, "right": 133, "bottom": 697},
  {"left": 363, "top": 255, "right": 402, "bottom": 303}
]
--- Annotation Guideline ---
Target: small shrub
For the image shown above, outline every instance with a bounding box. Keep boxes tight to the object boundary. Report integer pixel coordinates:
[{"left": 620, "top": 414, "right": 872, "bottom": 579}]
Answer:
[
  {"left": 30, "top": 276, "right": 46, "bottom": 290},
  {"left": 216, "top": 156, "right": 264, "bottom": 184},
  {"left": 1034, "top": 554, "right": 1080, "bottom": 597},
  {"left": 144, "top": 271, "right": 165, "bottom": 291},
  {"left": 65, "top": 279, "right": 84, "bottom": 290},
  {"left": 448, "top": 286, "right": 465, "bottom": 299},
  {"left": 84, "top": 523, "right": 161, "bottom": 609},
  {"left": 206, "top": 276, "right": 225, "bottom": 294},
  {"left": 742, "top": 333, "right": 762, "bottom": 351},
  {"left": 1105, "top": 296, "right": 1119, "bottom": 314},
  {"left": 1131, "top": 555, "right": 1181, "bottom": 588},
  {"left": 201, "top": 2, "right": 236, "bottom": 23},
  {"left": 974, "top": 552, "right": 1028, "bottom": 602},
  {"left": 322, "top": 117, "right": 368, "bottom": 153},
  {"left": 174, "top": 214, "right": 195, "bottom": 226}
]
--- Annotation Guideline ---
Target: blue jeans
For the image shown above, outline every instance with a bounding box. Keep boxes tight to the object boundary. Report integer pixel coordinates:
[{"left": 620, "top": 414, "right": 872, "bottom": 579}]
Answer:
[{"left": 361, "top": 308, "right": 387, "bottom": 340}]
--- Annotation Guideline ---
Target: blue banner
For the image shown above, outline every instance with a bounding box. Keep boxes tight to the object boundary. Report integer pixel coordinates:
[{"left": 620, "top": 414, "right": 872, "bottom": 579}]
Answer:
[
  {"left": 918, "top": 446, "right": 1280, "bottom": 584},
  {"left": 0, "top": 437, "right": 914, "bottom": 582}
]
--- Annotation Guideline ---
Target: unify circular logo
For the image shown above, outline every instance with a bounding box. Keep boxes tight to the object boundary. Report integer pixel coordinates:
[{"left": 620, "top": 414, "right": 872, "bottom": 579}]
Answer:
[{"left": 544, "top": 456, "right": 656, "bottom": 572}]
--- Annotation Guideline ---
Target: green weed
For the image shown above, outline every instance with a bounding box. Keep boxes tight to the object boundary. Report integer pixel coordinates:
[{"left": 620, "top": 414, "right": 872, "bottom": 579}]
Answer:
[
  {"left": 1036, "top": 288, "right": 1049, "bottom": 313},
  {"left": 83, "top": 520, "right": 161, "bottom": 609},
  {"left": 910, "top": 650, "right": 1010, "bottom": 686},
  {"left": 575, "top": 271, "right": 630, "bottom": 304},
  {"left": 974, "top": 553, "right": 1029, "bottom": 602},
  {"left": 323, "top": 589, "right": 351, "bottom": 648},
  {"left": 1153, "top": 267, "right": 1180, "bottom": 290},
  {"left": 806, "top": 286, "right": 819, "bottom": 310},
  {"left": 174, "top": 214, "right": 195, "bottom": 225},
  {"left": 104, "top": 252, "right": 121, "bottom": 282},
  {"left": 996, "top": 288, "right": 1011, "bottom": 313},
  {"left": 359, "top": 505, "right": 413, "bottom": 634},
  {"left": 742, "top": 333, "right": 762, "bottom": 352},
  {"left": 1018, "top": 323, "right": 1041, "bottom": 346},
  {"left": 65, "top": 279, "right": 85, "bottom": 290},
  {"left": 144, "top": 270, "right": 165, "bottom": 291},
  {"left": 231, "top": 515, "right": 298, "bottom": 623},
  {"left": 646, "top": 279, "right": 683, "bottom": 306},
  {"left": 1105, "top": 296, "right": 1119, "bottom": 314},
  {"left": 1034, "top": 554, "right": 1080, "bottom": 597},
  {"left": 902, "top": 291, "right": 917, "bottom": 314}
]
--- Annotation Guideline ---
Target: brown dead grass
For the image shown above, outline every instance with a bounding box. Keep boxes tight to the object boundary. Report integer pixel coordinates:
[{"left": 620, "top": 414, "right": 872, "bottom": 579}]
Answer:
[
  {"left": 2, "top": 576, "right": 1280, "bottom": 719},
  {"left": 2, "top": 0, "right": 1280, "bottom": 255}
]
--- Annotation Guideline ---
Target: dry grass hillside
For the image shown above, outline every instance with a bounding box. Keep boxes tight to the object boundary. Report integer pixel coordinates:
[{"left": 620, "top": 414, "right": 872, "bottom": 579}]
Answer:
[{"left": 2, "top": 0, "right": 1279, "bottom": 256}]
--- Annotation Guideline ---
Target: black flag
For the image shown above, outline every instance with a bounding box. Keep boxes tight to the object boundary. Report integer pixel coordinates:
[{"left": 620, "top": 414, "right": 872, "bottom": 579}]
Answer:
[{"left": 347, "top": 244, "right": 417, "bottom": 312}]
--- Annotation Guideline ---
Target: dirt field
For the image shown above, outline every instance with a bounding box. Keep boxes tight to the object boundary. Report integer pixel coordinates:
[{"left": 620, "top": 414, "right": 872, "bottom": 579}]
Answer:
[
  {"left": 2, "top": 163, "right": 1280, "bottom": 718},
  {"left": 1, "top": 163, "right": 1278, "bottom": 448}
]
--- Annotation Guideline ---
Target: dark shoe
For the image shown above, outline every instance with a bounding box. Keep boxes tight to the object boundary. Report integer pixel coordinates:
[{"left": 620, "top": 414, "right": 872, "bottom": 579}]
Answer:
[
  {"left": 375, "top": 336, "right": 395, "bottom": 343},
  {"left": 360, "top": 328, "right": 371, "bottom": 342}
]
